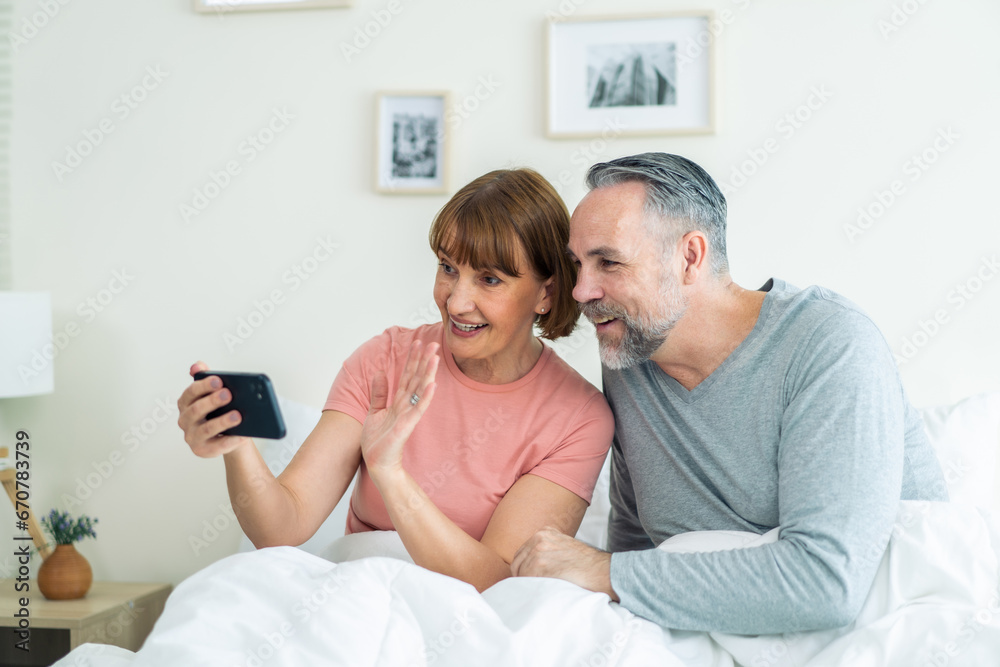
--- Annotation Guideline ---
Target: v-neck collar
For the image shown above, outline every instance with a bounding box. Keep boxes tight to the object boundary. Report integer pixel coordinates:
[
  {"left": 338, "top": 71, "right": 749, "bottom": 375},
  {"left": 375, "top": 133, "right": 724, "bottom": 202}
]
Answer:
[{"left": 649, "top": 279, "right": 775, "bottom": 404}]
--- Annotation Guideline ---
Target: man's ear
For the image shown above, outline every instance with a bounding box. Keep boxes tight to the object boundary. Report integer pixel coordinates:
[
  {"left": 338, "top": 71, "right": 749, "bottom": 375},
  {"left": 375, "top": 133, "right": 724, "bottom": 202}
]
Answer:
[{"left": 679, "top": 231, "right": 709, "bottom": 284}]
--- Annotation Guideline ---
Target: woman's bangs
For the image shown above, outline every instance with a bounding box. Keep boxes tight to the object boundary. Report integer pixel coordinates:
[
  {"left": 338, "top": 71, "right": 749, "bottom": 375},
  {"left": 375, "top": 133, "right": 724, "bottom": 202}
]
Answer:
[{"left": 436, "top": 211, "right": 523, "bottom": 278}]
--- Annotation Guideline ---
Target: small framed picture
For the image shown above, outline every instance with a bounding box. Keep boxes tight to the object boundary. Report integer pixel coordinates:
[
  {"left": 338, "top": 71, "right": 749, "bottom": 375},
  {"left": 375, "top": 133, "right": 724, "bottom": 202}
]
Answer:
[
  {"left": 545, "top": 12, "right": 716, "bottom": 138},
  {"left": 374, "top": 91, "right": 451, "bottom": 195},
  {"left": 194, "top": 0, "right": 352, "bottom": 14}
]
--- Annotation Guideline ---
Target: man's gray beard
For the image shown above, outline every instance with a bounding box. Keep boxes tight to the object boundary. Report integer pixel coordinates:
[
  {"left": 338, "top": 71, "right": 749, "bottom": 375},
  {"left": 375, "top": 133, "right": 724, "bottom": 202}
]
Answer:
[{"left": 583, "top": 274, "right": 687, "bottom": 370}]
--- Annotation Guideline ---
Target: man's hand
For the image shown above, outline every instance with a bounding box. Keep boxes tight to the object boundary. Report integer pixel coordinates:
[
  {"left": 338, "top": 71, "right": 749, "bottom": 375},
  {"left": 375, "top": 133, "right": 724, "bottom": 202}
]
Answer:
[{"left": 510, "top": 527, "right": 619, "bottom": 601}]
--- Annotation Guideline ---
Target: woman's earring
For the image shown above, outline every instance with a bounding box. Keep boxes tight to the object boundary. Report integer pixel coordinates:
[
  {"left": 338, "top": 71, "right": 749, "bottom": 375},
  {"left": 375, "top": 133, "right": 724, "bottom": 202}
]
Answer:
[{"left": 540, "top": 307, "right": 546, "bottom": 313}]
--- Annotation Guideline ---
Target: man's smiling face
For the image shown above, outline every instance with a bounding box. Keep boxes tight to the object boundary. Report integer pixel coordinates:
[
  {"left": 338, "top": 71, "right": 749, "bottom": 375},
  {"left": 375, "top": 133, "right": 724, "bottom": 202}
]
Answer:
[{"left": 568, "top": 181, "right": 688, "bottom": 369}]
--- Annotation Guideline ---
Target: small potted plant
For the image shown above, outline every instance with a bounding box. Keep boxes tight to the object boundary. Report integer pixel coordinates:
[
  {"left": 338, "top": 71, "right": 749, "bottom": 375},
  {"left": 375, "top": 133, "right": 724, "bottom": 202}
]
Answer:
[{"left": 38, "top": 510, "right": 99, "bottom": 600}]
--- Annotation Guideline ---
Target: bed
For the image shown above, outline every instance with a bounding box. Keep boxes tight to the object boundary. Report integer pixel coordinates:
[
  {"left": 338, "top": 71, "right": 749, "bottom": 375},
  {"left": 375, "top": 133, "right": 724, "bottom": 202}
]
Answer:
[{"left": 55, "top": 393, "right": 1000, "bottom": 666}]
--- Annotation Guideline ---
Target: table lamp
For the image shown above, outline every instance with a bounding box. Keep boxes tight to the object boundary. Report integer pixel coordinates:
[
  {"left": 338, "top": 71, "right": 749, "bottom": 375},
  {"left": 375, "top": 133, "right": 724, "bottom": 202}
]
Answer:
[{"left": 0, "top": 291, "right": 55, "bottom": 558}]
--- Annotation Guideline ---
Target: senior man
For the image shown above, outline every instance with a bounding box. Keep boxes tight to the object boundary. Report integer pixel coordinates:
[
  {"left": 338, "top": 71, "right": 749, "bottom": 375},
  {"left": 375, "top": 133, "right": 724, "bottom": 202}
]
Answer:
[{"left": 511, "top": 152, "right": 947, "bottom": 633}]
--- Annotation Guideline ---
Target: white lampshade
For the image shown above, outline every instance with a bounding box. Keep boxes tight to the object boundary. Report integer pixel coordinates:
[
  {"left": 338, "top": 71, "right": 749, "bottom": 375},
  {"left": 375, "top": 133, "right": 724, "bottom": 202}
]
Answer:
[{"left": 0, "top": 292, "right": 54, "bottom": 398}]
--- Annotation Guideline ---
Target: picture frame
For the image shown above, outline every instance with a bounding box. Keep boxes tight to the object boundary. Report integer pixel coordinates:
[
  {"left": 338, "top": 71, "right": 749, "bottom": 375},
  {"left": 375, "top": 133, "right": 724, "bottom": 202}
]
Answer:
[
  {"left": 545, "top": 12, "right": 716, "bottom": 138},
  {"left": 374, "top": 91, "right": 451, "bottom": 195},
  {"left": 193, "top": 0, "right": 352, "bottom": 14}
]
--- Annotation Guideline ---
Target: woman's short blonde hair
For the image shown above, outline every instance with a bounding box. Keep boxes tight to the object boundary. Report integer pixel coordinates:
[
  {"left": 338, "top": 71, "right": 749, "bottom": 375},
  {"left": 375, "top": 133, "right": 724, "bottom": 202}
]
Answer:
[{"left": 428, "top": 168, "right": 579, "bottom": 340}]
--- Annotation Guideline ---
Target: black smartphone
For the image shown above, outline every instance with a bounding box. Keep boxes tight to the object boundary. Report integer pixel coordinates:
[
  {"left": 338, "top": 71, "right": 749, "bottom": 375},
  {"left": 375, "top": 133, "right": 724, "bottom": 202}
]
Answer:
[{"left": 193, "top": 371, "right": 287, "bottom": 440}]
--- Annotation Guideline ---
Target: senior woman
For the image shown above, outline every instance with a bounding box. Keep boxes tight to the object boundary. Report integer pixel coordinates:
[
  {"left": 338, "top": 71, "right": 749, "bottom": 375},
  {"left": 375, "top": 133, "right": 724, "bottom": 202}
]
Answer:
[{"left": 177, "top": 169, "right": 613, "bottom": 592}]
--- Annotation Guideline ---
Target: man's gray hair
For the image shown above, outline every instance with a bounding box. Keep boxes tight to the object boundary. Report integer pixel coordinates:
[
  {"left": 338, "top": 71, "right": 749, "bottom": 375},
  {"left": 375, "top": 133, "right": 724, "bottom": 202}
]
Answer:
[{"left": 585, "top": 153, "right": 729, "bottom": 276}]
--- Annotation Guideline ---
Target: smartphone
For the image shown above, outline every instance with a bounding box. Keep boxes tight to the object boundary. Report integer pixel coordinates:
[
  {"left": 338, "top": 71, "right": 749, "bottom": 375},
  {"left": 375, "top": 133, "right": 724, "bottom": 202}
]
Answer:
[{"left": 193, "top": 371, "right": 287, "bottom": 440}]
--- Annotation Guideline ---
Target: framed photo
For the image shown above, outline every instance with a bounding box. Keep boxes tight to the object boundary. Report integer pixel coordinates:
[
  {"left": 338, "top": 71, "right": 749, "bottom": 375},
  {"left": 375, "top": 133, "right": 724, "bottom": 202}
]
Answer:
[
  {"left": 374, "top": 91, "right": 451, "bottom": 195},
  {"left": 545, "top": 12, "right": 716, "bottom": 138},
  {"left": 194, "top": 0, "right": 352, "bottom": 14}
]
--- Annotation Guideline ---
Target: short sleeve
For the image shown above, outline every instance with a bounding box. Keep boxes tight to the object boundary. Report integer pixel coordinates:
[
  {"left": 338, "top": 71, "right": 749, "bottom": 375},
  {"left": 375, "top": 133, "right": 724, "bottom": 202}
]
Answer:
[
  {"left": 324, "top": 331, "right": 393, "bottom": 424},
  {"left": 527, "top": 393, "right": 614, "bottom": 504}
]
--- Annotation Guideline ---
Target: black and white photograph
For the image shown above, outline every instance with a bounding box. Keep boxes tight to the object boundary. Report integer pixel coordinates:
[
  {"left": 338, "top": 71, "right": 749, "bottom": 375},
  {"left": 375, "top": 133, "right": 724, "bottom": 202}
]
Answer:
[
  {"left": 390, "top": 113, "right": 439, "bottom": 179},
  {"left": 547, "top": 12, "right": 714, "bottom": 138},
  {"left": 586, "top": 42, "right": 677, "bottom": 108},
  {"left": 375, "top": 92, "right": 450, "bottom": 194}
]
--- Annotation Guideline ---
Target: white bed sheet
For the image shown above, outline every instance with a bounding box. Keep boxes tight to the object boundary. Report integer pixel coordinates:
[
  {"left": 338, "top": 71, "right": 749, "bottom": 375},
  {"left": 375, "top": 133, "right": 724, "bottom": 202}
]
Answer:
[{"left": 56, "top": 500, "right": 1000, "bottom": 667}]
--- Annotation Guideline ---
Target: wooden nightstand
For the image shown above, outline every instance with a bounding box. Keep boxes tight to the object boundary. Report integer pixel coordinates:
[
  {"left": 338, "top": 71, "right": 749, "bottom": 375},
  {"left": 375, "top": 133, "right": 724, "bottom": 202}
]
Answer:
[{"left": 0, "top": 580, "right": 171, "bottom": 666}]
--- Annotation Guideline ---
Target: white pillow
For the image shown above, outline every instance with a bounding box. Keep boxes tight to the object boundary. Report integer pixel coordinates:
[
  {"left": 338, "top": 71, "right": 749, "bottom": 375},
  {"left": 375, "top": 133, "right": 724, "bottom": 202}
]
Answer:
[
  {"left": 574, "top": 453, "right": 612, "bottom": 549},
  {"left": 919, "top": 392, "right": 1000, "bottom": 513},
  {"left": 320, "top": 530, "right": 414, "bottom": 563},
  {"left": 235, "top": 396, "right": 352, "bottom": 556}
]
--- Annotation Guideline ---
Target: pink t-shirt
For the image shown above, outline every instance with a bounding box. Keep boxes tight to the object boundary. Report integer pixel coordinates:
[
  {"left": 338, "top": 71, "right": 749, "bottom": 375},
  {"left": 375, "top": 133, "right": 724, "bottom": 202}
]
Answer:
[{"left": 324, "top": 322, "right": 614, "bottom": 541}]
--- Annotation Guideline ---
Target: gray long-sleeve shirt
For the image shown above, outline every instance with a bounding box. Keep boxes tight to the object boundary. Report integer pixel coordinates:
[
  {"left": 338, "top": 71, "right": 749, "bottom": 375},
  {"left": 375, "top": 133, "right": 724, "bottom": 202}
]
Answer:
[{"left": 606, "top": 278, "right": 947, "bottom": 634}]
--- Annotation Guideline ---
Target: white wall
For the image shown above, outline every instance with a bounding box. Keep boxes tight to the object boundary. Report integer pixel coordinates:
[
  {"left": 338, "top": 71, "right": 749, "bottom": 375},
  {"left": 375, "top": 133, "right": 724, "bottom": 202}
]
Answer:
[{"left": 3, "top": 0, "right": 998, "bottom": 586}]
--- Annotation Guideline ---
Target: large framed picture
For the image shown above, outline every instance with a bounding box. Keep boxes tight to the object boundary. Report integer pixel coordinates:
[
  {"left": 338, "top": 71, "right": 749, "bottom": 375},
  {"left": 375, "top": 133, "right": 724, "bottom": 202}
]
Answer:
[
  {"left": 545, "top": 12, "right": 716, "bottom": 138},
  {"left": 194, "top": 0, "right": 352, "bottom": 14},
  {"left": 374, "top": 91, "right": 451, "bottom": 195}
]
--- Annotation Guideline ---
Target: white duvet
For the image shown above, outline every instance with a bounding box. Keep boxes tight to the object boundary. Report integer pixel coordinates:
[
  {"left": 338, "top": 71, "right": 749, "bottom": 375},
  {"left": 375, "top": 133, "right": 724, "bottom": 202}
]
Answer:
[{"left": 57, "top": 501, "right": 1000, "bottom": 667}]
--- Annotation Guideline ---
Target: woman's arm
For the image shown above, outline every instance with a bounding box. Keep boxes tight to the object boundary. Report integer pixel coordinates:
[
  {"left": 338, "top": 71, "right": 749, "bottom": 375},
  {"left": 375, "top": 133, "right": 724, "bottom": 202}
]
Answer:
[
  {"left": 225, "top": 410, "right": 362, "bottom": 548},
  {"left": 373, "top": 468, "right": 587, "bottom": 592},
  {"left": 179, "top": 362, "right": 361, "bottom": 549}
]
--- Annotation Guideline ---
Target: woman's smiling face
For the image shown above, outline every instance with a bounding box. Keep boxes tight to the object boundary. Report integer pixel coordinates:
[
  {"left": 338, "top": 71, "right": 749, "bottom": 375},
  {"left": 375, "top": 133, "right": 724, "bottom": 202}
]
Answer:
[
  {"left": 425, "top": 168, "right": 579, "bottom": 379},
  {"left": 434, "top": 245, "right": 550, "bottom": 375}
]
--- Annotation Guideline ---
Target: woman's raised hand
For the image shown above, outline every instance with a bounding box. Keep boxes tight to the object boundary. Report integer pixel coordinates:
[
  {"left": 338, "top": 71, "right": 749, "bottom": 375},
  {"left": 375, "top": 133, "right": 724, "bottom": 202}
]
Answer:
[
  {"left": 177, "top": 361, "right": 253, "bottom": 458},
  {"left": 360, "top": 340, "right": 439, "bottom": 479}
]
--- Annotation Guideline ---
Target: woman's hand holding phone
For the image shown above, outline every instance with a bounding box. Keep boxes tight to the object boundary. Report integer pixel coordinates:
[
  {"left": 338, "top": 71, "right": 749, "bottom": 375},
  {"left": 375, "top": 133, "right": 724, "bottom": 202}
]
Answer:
[{"left": 177, "top": 361, "right": 254, "bottom": 458}]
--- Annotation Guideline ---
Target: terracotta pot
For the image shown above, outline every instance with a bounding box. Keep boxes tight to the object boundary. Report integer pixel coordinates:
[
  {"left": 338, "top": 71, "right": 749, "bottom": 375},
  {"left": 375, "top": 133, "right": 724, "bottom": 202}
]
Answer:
[{"left": 38, "top": 544, "right": 93, "bottom": 600}]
